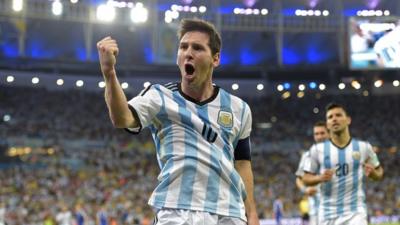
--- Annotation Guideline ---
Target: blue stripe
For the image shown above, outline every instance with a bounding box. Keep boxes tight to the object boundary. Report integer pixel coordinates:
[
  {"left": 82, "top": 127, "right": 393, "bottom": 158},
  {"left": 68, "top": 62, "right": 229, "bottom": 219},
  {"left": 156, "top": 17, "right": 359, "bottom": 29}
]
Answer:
[
  {"left": 322, "top": 141, "right": 332, "bottom": 219},
  {"left": 351, "top": 139, "right": 360, "bottom": 212},
  {"left": 197, "top": 105, "right": 222, "bottom": 213},
  {"left": 152, "top": 85, "right": 173, "bottom": 207},
  {"left": 175, "top": 92, "right": 198, "bottom": 208},
  {"left": 228, "top": 172, "right": 242, "bottom": 217},
  {"left": 219, "top": 90, "right": 234, "bottom": 161},
  {"left": 336, "top": 147, "right": 347, "bottom": 215}
]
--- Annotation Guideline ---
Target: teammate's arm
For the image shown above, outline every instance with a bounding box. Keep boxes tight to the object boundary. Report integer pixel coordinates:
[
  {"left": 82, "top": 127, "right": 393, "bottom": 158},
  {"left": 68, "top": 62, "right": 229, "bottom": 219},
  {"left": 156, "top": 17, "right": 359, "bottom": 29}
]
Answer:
[
  {"left": 235, "top": 160, "right": 260, "bottom": 225},
  {"left": 296, "top": 177, "right": 317, "bottom": 196},
  {"left": 97, "top": 36, "right": 138, "bottom": 128},
  {"left": 302, "top": 169, "right": 334, "bottom": 186},
  {"left": 364, "top": 164, "right": 384, "bottom": 181}
]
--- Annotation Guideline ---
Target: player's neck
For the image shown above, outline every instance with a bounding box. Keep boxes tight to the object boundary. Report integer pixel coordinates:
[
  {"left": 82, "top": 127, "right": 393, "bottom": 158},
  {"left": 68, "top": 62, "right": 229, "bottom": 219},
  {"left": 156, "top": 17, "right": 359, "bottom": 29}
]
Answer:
[
  {"left": 330, "top": 129, "right": 351, "bottom": 148},
  {"left": 181, "top": 81, "right": 214, "bottom": 102}
]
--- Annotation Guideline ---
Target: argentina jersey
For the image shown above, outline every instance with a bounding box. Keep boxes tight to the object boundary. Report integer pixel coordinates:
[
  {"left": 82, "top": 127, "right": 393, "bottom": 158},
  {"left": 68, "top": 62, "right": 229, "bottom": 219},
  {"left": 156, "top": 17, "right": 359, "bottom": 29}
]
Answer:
[
  {"left": 304, "top": 139, "right": 381, "bottom": 221},
  {"left": 295, "top": 151, "right": 320, "bottom": 217},
  {"left": 373, "top": 27, "right": 400, "bottom": 68},
  {"left": 126, "top": 82, "right": 252, "bottom": 221}
]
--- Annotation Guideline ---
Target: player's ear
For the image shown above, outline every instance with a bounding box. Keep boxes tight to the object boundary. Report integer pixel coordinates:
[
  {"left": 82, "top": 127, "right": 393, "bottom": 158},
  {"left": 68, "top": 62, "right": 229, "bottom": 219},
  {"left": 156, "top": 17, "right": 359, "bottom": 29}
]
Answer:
[
  {"left": 346, "top": 116, "right": 352, "bottom": 126},
  {"left": 212, "top": 52, "right": 220, "bottom": 67}
]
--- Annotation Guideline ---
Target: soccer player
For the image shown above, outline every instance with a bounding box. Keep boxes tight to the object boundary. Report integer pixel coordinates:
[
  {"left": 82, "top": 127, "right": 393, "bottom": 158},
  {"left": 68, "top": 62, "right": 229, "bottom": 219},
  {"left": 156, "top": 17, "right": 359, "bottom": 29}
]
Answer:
[
  {"left": 373, "top": 20, "right": 400, "bottom": 68},
  {"left": 295, "top": 121, "right": 329, "bottom": 225},
  {"left": 97, "top": 19, "right": 259, "bottom": 225},
  {"left": 302, "top": 103, "right": 384, "bottom": 225}
]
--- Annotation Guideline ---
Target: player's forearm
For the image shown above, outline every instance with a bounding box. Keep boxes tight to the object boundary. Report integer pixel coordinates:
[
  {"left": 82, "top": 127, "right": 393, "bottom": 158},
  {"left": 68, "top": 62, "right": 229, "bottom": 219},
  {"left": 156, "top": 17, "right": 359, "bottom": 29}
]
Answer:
[
  {"left": 296, "top": 177, "right": 306, "bottom": 192},
  {"left": 235, "top": 160, "right": 259, "bottom": 224},
  {"left": 302, "top": 173, "right": 322, "bottom": 186},
  {"left": 103, "top": 70, "right": 135, "bottom": 128},
  {"left": 368, "top": 166, "right": 384, "bottom": 181}
]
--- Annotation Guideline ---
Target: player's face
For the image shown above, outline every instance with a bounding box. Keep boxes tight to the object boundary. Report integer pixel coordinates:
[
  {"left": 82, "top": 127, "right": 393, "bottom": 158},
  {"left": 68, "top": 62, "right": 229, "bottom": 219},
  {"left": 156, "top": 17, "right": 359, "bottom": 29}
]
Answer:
[
  {"left": 177, "top": 31, "right": 220, "bottom": 87},
  {"left": 326, "top": 107, "right": 351, "bottom": 134},
  {"left": 313, "top": 126, "right": 329, "bottom": 143}
]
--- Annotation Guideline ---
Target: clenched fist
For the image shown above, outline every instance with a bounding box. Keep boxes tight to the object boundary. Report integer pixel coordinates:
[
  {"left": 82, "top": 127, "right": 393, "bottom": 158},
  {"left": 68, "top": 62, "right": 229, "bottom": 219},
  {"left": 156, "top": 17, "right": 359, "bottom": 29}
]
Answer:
[{"left": 97, "top": 36, "right": 119, "bottom": 76}]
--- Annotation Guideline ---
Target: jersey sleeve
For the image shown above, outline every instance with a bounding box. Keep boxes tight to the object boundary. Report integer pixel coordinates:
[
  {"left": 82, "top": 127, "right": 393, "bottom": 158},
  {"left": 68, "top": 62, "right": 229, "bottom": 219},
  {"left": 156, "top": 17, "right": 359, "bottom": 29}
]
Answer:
[
  {"left": 295, "top": 151, "right": 309, "bottom": 177},
  {"left": 303, "top": 145, "right": 319, "bottom": 174},
  {"left": 238, "top": 103, "right": 252, "bottom": 140},
  {"left": 126, "top": 85, "right": 161, "bottom": 133},
  {"left": 365, "top": 142, "right": 380, "bottom": 168}
]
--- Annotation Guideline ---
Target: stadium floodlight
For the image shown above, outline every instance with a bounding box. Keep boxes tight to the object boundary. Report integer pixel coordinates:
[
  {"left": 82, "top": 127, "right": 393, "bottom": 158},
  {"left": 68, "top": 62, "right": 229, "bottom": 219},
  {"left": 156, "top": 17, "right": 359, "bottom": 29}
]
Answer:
[
  {"left": 322, "top": 10, "right": 329, "bottom": 16},
  {"left": 12, "top": 0, "right": 23, "bottom": 12},
  {"left": 121, "top": 82, "right": 129, "bottom": 89},
  {"left": 232, "top": 83, "right": 239, "bottom": 90},
  {"left": 363, "top": 90, "right": 369, "bottom": 96},
  {"left": 277, "top": 84, "right": 284, "bottom": 92},
  {"left": 282, "top": 91, "right": 291, "bottom": 99},
  {"left": 338, "top": 83, "right": 345, "bottom": 90},
  {"left": 351, "top": 80, "right": 361, "bottom": 89},
  {"left": 257, "top": 83, "right": 264, "bottom": 91},
  {"left": 261, "top": 8, "right": 268, "bottom": 15},
  {"left": 98, "top": 81, "right": 106, "bottom": 88},
  {"left": 309, "top": 82, "right": 317, "bottom": 89},
  {"left": 130, "top": 2, "right": 148, "bottom": 23},
  {"left": 143, "top": 81, "right": 151, "bottom": 88},
  {"left": 52, "top": 0, "right": 63, "bottom": 16},
  {"left": 313, "top": 107, "right": 319, "bottom": 114},
  {"left": 319, "top": 83, "right": 326, "bottom": 90},
  {"left": 199, "top": 6, "right": 207, "bottom": 13},
  {"left": 3, "top": 114, "right": 11, "bottom": 122},
  {"left": 32, "top": 77, "right": 39, "bottom": 84},
  {"left": 374, "top": 80, "right": 383, "bottom": 88},
  {"left": 96, "top": 3, "right": 116, "bottom": 22},
  {"left": 393, "top": 80, "right": 399, "bottom": 87},
  {"left": 56, "top": 79, "right": 64, "bottom": 86},
  {"left": 298, "top": 84, "right": 305, "bottom": 91},
  {"left": 297, "top": 91, "right": 305, "bottom": 98},
  {"left": 76, "top": 80, "right": 84, "bottom": 87},
  {"left": 6, "top": 75, "right": 15, "bottom": 83}
]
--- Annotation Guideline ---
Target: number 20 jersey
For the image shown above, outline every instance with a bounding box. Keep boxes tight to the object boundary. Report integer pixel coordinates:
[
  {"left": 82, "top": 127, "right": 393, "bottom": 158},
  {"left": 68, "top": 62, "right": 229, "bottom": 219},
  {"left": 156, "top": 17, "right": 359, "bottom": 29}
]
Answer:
[{"left": 304, "top": 139, "right": 380, "bottom": 221}]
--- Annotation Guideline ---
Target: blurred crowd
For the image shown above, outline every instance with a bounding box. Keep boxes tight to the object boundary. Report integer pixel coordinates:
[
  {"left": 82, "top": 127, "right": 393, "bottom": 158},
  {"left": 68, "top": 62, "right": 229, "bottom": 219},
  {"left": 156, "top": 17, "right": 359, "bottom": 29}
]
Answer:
[{"left": 0, "top": 85, "right": 399, "bottom": 224}]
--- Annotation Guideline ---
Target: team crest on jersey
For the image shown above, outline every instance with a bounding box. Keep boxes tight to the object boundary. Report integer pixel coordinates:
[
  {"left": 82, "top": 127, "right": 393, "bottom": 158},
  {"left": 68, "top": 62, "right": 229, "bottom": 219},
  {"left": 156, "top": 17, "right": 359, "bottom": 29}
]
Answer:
[
  {"left": 217, "top": 110, "right": 233, "bottom": 128},
  {"left": 352, "top": 152, "right": 361, "bottom": 160}
]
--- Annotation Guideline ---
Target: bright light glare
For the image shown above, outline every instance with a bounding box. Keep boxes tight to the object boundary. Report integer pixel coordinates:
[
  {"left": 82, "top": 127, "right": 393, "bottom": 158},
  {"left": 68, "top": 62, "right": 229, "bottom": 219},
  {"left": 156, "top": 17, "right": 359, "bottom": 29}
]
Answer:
[
  {"left": 32, "top": 77, "right": 39, "bottom": 84},
  {"left": 13, "top": 0, "right": 23, "bottom": 12},
  {"left": 232, "top": 83, "right": 239, "bottom": 90},
  {"left": 257, "top": 84, "right": 264, "bottom": 91},
  {"left": 98, "top": 81, "right": 106, "bottom": 88},
  {"left": 52, "top": 0, "right": 63, "bottom": 16},
  {"left": 131, "top": 2, "right": 148, "bottom": 23},
  {"left": 121, "top": 82, "right": 129, "bottom": 89},
  {"left": 6, "top": 76, "right": 15, "bottom": 83},
  {"left": 56, "top": 79, "right": 64, "bottom": 86},
  {"left": 76, "top": 80, "right": 84, "bottom": 87},
  {"left": 97, "top": 4, "right": 116, "bottom": 22}
]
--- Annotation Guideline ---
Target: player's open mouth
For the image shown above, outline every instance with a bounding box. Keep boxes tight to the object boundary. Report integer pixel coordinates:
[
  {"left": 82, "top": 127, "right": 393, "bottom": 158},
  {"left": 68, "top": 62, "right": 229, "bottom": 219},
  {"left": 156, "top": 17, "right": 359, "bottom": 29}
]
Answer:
[{"left": 185, "top": 64, "right": 195, "bottom": 75}]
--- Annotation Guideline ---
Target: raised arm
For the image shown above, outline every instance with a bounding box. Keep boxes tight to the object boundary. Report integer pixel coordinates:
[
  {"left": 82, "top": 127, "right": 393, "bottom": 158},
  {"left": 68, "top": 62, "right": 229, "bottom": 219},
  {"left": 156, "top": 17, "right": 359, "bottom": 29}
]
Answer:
[{"left": 97, "top": 36, "right": 138, "bottom": 128}]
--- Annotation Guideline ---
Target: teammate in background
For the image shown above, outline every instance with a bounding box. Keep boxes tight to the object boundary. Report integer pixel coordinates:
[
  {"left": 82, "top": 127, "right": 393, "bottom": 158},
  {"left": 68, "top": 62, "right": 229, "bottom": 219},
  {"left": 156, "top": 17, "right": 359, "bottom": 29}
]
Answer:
[
  {"left": 97, "top": 18, "right": 259, "bottom": 225},
  {"left": 373, "top": 20, "right": 400, "bottom": 68},
  {"left": 303, "top": 103, "right": 384, "bottom": 225},
  {"left": 295, "top": 121, "right": 329, "bottom": 225}
]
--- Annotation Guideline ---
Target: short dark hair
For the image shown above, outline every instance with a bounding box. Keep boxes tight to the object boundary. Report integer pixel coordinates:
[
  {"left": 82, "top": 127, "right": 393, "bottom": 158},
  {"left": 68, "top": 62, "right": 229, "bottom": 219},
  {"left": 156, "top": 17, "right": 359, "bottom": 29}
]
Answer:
[
  {"left": 325, "top": 103, "right": 348, "bottom": 116},
  {"left": 314, "top": 121, "right": 327, "bottom": 128},
  {"left": 177, "top": 18, "right": 222, "bottom": 56}
]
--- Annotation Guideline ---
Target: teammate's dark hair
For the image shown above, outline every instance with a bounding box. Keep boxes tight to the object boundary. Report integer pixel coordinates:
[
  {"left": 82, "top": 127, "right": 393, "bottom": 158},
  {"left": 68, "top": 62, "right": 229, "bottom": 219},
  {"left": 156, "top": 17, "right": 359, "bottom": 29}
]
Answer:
[
  {"left": 325, "top": 103, "right": 348, "bottom": 116},
  {"left": 177, "top": 18, "right": 222, "bottom": 56}
]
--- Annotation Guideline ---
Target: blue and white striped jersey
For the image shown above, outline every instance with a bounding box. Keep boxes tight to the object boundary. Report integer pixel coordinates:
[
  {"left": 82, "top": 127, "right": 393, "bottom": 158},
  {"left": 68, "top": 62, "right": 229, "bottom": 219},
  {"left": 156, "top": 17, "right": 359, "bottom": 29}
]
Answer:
[
  {"left": 304, "top": 139, "right": 380, "bottom": 221},
  {"left": 296, "top": 151, "right": 320, "bottom": 216},
  {"left": 127, "top": 82, "right": 252, "bottom": 221}
]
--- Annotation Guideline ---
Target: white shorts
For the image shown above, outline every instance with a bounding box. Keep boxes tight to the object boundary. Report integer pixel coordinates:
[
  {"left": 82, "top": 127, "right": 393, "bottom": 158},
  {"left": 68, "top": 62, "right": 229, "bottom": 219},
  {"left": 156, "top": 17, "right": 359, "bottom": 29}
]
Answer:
[
  {"left": 154, "top": 209, "right": 246, "bottom": 225},
  {"left": 309, "top": 214, "right": 318, "bottom": 225},
  {"left": 319, "top": 212, "right": 367, "bottom": 225}
]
